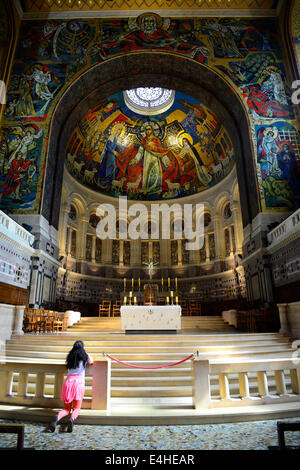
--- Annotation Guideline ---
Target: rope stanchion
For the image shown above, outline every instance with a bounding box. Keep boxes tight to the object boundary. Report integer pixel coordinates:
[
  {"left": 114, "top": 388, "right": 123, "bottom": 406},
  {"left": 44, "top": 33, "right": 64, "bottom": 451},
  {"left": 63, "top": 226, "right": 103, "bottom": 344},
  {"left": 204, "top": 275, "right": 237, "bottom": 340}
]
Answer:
[{"left": 103, "top": 352, "right": 196, "bottom": 369}]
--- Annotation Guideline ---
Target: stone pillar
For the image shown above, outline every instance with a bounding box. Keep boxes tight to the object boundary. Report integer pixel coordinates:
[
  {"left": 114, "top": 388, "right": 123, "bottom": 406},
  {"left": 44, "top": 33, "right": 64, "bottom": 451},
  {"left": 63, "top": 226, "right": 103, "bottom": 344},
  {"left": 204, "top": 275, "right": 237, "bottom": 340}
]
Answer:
[
  {"left": 91, "top": 358, "right": 111, "bottom": 410},
  {"left": 12, "top": 306, "right": 25, "bottom": 336},
  {"left": 232, "top": 203, "right": 243, "bottom": 255},
  {"left": 79, "top": 217, "right": 88, "bottom": 260},
  {"left": 59, "top": 205, "right": 70, "bottom": 258},
  {"left": 91, "top": 236, "right": 96, "bottom": 263},
  {"left": 205, "top": 234, "right": 210, "bottom": 262},
  {"left": 119, "top": 240, "right": 124, "bottom": 266},
  {"left": 177, "top": 239, "right": 182, "bottom": 266},
  {"left": 192, "top": 358, "right": 210, "bottom": 409},
  {"left": 228, "top": 226, "right": 234, "bottom": 256},
  {"left": 212, "top": 214, "right": 223, "bottom": 260},
  {"left": 67, "top": 227, "right": 72, "bottom": 257}
]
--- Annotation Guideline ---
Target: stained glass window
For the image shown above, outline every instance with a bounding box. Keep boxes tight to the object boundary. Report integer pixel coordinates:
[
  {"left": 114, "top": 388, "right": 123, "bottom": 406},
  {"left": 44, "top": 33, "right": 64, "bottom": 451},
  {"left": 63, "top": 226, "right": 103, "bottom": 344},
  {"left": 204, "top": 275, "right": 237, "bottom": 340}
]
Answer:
[{"left": 124, "top": 87, "right": 175, "bottom": 115}]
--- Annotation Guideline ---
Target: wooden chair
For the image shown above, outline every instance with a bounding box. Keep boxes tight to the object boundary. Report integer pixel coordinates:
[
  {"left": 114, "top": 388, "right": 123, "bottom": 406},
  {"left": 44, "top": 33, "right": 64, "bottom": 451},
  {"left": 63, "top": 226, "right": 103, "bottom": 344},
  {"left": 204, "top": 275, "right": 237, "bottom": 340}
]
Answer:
[
  {"left": 99, "top": 300, "right": 111, "bottom": 317},
  {"left": 45, "top": 311, "right": 57, "bottom": 332},
  {"left": 53, "top": 313, "right": 67, "bottom": 332},
  {"left": 35, "top": 309, "right": 47, "bottom": 333},
  {"left": 112, "top": 300, "right": 121, "bottom": 317},
  {"left": 25, "top": 309, "right": 37, "bottom": 332}
]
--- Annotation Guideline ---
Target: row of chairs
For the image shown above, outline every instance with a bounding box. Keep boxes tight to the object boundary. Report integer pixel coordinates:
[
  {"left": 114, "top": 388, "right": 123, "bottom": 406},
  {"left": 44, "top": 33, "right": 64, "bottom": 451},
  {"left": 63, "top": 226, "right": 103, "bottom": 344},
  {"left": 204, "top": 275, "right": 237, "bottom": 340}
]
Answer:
[
  {"left": 99, "top": 300, "right": 121, "bottom": 317},
  {"left": 23, "top": 309, "right": 67, "bottom": 333},
  {"left": 98, "top": 299, "right": 202, "bottom": 316}
]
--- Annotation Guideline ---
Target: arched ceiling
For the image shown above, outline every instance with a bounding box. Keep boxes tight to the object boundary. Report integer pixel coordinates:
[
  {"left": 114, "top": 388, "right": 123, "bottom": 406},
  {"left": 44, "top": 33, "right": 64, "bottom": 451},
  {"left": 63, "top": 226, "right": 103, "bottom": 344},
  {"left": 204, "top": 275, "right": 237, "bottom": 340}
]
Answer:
[{"left": 65, "top": 89, "right": 235, "bottom": 201}]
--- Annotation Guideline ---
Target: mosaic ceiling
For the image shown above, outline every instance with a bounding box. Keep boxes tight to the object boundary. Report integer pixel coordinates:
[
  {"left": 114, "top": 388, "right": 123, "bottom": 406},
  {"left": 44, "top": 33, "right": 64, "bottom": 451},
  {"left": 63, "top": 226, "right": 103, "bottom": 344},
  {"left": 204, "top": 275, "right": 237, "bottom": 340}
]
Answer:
[
  {"left": 21, "top": 0, "right": 279, "bottom": 13},
  {"left": 65, "top": 89, "right": 235, "bottom": 201}
]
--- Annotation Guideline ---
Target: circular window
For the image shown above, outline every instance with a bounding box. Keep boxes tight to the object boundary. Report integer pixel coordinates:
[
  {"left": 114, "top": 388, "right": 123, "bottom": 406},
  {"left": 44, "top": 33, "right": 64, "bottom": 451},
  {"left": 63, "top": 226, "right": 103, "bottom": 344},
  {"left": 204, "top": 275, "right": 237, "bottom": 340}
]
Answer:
[{"left": 124, "top": 87, "right": 175, "bottom": 115}]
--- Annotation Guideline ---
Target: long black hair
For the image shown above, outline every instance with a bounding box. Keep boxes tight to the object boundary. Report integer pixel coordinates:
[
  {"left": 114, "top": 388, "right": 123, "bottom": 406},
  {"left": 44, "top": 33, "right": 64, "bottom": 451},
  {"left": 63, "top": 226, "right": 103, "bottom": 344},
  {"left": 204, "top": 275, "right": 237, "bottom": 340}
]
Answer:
[{"left": 66, "top": 340, "right": 89, "bottom": 370}]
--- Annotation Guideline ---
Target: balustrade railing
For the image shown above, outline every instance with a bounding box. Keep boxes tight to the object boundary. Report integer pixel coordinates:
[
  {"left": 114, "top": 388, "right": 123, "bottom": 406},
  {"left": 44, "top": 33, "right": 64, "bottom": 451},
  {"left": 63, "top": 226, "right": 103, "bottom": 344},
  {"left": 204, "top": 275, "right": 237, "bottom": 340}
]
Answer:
[
  {"left": 267, "top": 208, "right": 300, "bottom": 247},
  {"left": 0, "top": 357, "right": 299, "bottom": 413}
]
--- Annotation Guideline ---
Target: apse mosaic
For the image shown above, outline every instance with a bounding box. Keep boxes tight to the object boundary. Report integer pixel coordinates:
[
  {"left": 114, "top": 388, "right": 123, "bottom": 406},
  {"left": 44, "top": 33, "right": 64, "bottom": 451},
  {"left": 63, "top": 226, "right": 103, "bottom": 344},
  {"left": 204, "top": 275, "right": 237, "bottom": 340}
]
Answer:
[
  {"left": 65, "top": 91, "right": 235, "bottom": 200},
  {"left": 1, "top": 12, "right": 299, "bottom": 213}
]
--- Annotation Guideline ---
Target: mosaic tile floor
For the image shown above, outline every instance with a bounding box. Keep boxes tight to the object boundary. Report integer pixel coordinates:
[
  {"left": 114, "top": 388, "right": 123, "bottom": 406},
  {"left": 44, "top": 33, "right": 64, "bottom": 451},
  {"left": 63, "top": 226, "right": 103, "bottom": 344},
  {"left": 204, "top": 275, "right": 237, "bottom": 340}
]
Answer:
[{"left": 1, "top": 417, "right": 300, "bottom": 450}]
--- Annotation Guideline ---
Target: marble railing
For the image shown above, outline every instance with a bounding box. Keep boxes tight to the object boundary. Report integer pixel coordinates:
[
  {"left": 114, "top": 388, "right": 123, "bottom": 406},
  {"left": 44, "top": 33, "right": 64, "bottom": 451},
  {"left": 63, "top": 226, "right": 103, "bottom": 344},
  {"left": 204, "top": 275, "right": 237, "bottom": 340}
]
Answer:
[
  {"left": 0, "top": 358, "right": 110, "bottom": 410},
  {"left": 193, "top": 357, "right": 300, "bottom": 409},
  {"left": 0, "top": 210, "right": 34, "bottom": 249},
  {"left": 1, "top": 357, "right": 299, "bottom": 412},
  {"left": 267, "top": 208, "right": 300, "bottom": 247}
]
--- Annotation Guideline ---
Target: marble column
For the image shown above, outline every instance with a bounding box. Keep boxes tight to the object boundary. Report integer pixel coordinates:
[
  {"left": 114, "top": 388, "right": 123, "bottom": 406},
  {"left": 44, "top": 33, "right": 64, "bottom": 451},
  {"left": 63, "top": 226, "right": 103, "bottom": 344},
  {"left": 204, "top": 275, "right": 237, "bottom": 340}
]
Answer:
[
  {"left": 205, "top": 234, "right": 210, "bottom": 262},
  {"left": 12, "top": 306, "right": 25, "bottom": 336},
  {"left": 232, "top": 203, "right": 243, "bottom": 255},
  {"left": 79, "top": 217, "right": 88, "bottom": 260},
  {"left": 59, "top": 204, "right": 70, "bottom": 258},
  {"left": 177, "top": 239, "right": 182, "bottom": 266},
  {"left": 91, "top": 236, "right": 96, "bottom": 263}
]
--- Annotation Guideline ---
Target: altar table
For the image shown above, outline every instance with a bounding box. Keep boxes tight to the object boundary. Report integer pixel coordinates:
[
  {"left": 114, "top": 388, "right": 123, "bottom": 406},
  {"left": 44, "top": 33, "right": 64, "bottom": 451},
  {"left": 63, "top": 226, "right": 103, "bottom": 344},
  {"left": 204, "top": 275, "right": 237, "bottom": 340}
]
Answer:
[{"left": 120, "top": 305, "right": 181, "bottom": 332}]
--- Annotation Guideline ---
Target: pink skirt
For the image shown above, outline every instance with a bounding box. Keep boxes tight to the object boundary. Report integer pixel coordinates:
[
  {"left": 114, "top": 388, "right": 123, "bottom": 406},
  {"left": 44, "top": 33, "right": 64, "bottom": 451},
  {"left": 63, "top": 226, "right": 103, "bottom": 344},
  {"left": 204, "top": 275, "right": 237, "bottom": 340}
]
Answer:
[{"left": 61, "top": 375, "right": 85, "bottom": 403}]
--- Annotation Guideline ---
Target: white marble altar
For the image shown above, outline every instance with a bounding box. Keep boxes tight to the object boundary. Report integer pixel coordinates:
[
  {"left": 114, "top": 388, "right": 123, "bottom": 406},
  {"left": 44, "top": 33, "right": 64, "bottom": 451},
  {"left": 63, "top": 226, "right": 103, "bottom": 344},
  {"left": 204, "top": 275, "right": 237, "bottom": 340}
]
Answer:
[{"left": 120, "top": 305, "right": 181, "bottom": 331}]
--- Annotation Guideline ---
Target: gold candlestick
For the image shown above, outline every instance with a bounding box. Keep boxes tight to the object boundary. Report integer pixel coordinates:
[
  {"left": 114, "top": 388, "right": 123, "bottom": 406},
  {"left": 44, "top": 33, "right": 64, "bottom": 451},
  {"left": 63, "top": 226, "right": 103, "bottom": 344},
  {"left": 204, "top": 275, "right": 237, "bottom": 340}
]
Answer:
[{"left": 138, "top": 277, "right": 140, "bottom": 291}]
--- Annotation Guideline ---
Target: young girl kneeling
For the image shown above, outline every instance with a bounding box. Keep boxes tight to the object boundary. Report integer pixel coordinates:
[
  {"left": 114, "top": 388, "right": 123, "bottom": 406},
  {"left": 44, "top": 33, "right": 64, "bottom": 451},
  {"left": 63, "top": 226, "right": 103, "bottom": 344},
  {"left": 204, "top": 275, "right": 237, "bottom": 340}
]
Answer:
[{"left": 47, "top": 340, "right": 93, "bottom": 432}]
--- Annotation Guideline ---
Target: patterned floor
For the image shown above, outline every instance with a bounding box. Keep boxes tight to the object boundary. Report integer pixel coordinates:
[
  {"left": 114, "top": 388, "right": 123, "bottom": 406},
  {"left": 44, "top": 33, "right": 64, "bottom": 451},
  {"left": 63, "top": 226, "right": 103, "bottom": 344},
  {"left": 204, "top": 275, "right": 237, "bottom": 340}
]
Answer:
[{"left": 1, "top": 417, "right": 300, "bottom": 450}]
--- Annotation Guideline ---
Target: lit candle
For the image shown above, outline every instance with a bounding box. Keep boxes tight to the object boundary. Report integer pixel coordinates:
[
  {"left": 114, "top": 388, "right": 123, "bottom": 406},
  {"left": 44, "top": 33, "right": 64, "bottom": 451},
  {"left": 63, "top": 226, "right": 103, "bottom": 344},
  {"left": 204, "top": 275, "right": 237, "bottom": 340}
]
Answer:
[
  {"left": 134, "top": 297, "right": 137, "bottom": 305},
  {"left": 171, "top": 290, "right": 173, "bottom": 297},
  {"left": 124, "top": 296, "right": 127, "bottom": 305},
  {"left": 138, "top": 278, "right": 140, "bottom": 291},
  {"left": 168, "top": 277, "right": 170, "bottom": 288},
  {"left": 175, "top": 277, "right": 178, "bottom": 291},
  {"left": 176, "top": 296, "right": 178, "bottom": 305},
  {"left": 161, "top": 277, "right": 164, "bottom": 288},
  {"left": 166, "top": 296, "right": 169, "bottom": 304},
  {"left": 132, "top": 278, "right": 134, "bottom": 290},
  {"left": 129, "top": 291, "right": 132, "bottom": 297}
]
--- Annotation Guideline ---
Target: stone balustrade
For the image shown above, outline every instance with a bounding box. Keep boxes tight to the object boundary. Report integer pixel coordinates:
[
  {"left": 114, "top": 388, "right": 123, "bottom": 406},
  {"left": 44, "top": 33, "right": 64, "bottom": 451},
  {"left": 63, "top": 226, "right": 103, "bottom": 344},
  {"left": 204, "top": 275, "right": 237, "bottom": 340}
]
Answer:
[
  {"left": 0, "top": 210, "right": 35, "bottom": 249},
  {"left": 0, "top": 358, "right": 110, "bottom": 411},
  {"left": 1, "top": 357, "right": 299, "bottom": 413},
  {"left": 267, "top": 208, "right": 300, "bottom": 248}
]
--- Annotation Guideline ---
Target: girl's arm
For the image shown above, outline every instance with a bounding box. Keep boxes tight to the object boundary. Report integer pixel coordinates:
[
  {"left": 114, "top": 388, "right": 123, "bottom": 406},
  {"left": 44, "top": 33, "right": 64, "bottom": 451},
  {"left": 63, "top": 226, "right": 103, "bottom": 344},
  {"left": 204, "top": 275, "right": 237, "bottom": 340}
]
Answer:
[{"left": 88, "top": 354, "right": 94, "bottom": 365}]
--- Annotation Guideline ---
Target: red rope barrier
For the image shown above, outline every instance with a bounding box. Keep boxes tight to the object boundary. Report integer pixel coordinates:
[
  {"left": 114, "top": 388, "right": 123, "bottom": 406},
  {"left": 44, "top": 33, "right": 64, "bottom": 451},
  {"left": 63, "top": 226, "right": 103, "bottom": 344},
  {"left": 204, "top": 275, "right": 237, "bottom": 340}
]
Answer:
[{"left": 103, "top": 353, "right": 195, "bottom": 369}]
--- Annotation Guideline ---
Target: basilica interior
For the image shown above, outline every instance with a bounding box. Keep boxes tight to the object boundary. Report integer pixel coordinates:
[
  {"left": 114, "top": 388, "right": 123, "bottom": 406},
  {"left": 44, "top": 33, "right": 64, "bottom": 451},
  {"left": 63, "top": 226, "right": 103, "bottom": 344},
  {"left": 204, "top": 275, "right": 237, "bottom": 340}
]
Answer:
[{"left": 0, "top": 0, "right": 300, "bottom": 448}]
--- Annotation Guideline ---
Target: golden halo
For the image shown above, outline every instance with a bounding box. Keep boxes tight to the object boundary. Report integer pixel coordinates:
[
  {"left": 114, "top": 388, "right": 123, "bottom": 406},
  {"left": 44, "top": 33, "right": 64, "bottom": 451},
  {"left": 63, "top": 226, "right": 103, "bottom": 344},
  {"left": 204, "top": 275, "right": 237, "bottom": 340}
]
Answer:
[
  {"left": 137, "top": 13, "right": 162, "bottom": 30},
  {"left": 111, "top": 123, "right": 125, "bottom": 137},
  {"left": 178, "top": 133, "right": 193, "bottom": 147}
]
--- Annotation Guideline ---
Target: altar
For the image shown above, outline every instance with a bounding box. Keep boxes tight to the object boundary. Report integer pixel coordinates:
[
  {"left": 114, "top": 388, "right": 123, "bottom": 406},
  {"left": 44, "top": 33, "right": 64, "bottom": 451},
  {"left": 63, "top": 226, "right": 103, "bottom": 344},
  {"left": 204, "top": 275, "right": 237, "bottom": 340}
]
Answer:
[{"left": 120, "top": 305, "right": 181, "bottom": 333}]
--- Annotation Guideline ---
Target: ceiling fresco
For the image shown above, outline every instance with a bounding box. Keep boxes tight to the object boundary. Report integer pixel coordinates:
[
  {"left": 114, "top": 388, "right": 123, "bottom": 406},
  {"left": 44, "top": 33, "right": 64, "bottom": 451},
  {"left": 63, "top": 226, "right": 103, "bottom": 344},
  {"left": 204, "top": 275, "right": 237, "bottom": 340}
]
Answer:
[{"left": 65, "top": 90, "right": 235, "bottom": 200}]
